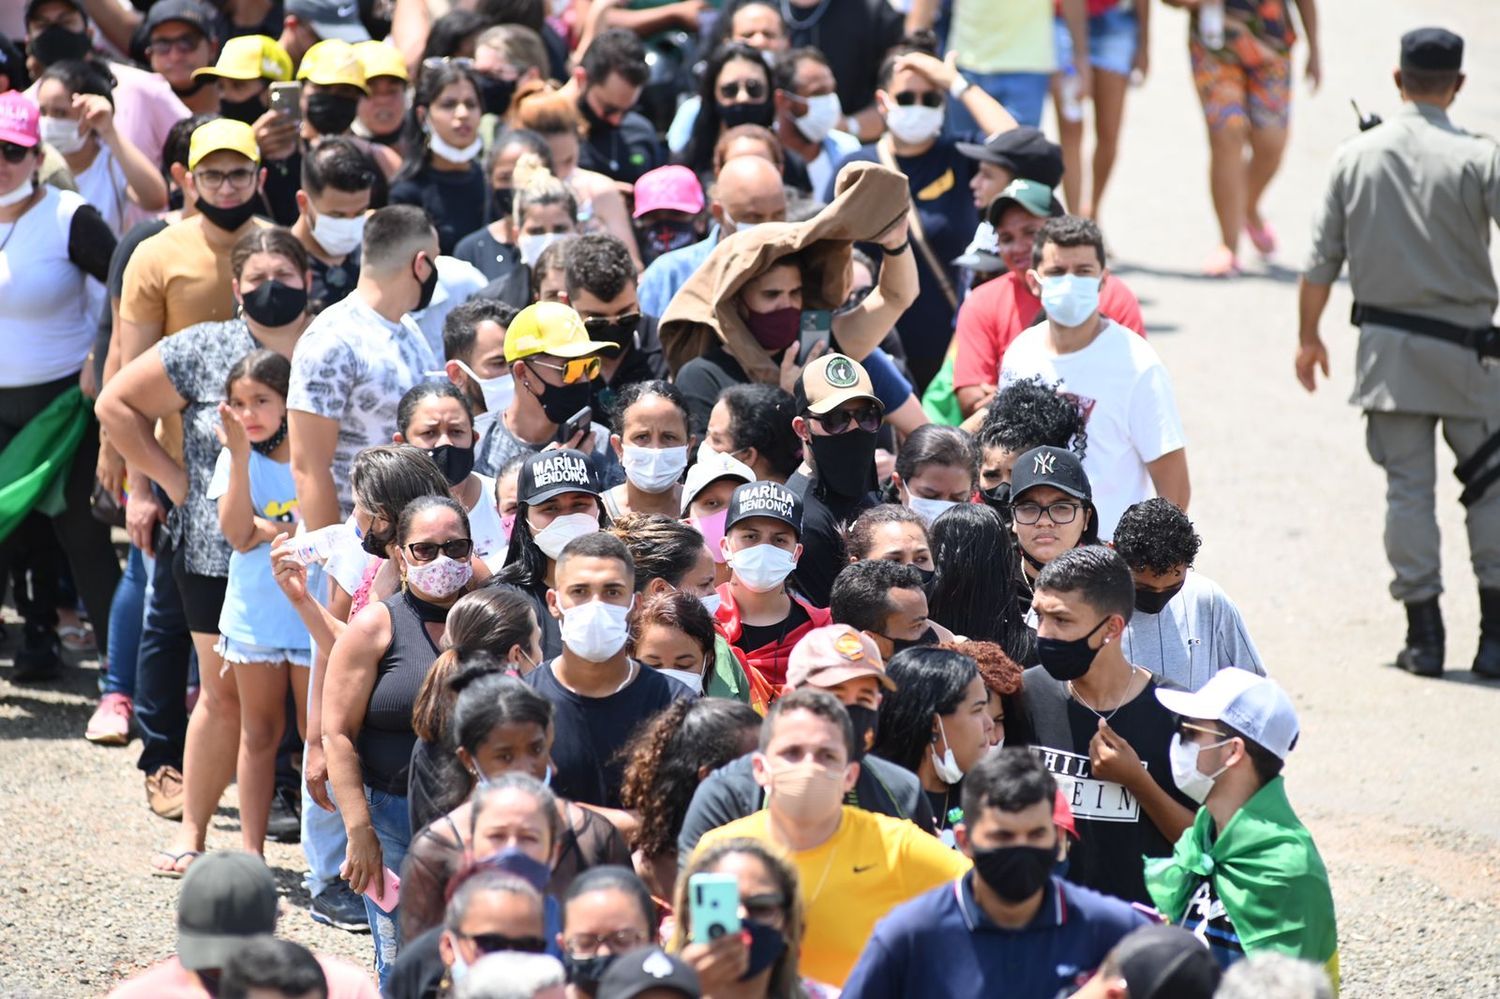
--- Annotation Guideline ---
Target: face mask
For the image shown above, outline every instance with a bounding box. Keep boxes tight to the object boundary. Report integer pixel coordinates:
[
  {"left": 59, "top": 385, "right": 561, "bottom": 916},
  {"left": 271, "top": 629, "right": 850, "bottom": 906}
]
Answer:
[
  {"left": 844, "top": 703, "right": 878, "bottom": 762},
  {"left": 489, "top": 186, "right": 515, "bottom": 222},
  {"left": 657, "top": 667, "right": 703, "bottom": 694},
  {"left": 563, "top": 952, "right": 616, "bottom": 990},
  {"left": 39, "top": 116, "right": 86, "bottom": 155},
  {"left": 692, "top": 509, "right": 729, "bottom": 564},
  {"left": 475, "top": 844, "right": 553, "bottom": 894},
  {"left": 722, "top": 210, "right": 759, "bottom": 235},
  {"left": 888, "top": 626, "right": 937, "bottom": 656},
  {"left": 251, "top": 416, "right": 289, "bottom": 455},
  {"left": 532, "top": 511, "right": 599, "bottom": 559},
  {"left": 806, "top": 430, "right": 877, "bottom": 499},
  {"left": 981, "top": 482, "right": 1012, "bottom": 524},
  {"left": 240, "top": 280, "right": 307, "bottom": 327},
  {"left": 621, "top": 445, "right": 688, "bottom": 494},
  {"left": 885, "top": 103, "right": 944, "bottom": 145},
  {"left": 636, "top": 220, "right": 698, "bottom": 265},
  {"left": 985, "top": 735, "right": 1006, "bottom": 757},
  {"left": 1169, "top": 732, "right": 1233, "bottom": 804},
  {"left": 196, "top": 194, "right": 259, "bottom": 232},
  {"left": 907, "top": 494, "right": 958, "bottom": 526},
  {"left": 763, "top": 757, "right": 846, "bottom": 824},
  {"left": 727, "top": 543, "right": 797, "bottom": 593},
  {"left": 699, "top": 591, "right": 722, "bottom": 616},
  {"left": 744, "top": 305, "right": 800, "bottom": 353},
  {"left": 29, "top": 24, "right": 92, "bottom": 65},
  {"left": 526, "top": 371, "right": 591, "bottom": 426},
  {"left": 741, "top": 919, "right": 787, "bottom": 980},
  {"left": 312, "top": 210, "right": 366, "bottom": 256},
  {"left": 414, "top": 255, "right": 440, "bottom": 311},
  {"left": 427, "top": 124, "right": 483, "bottom": 163},
  {"left": 0, "top": 175, "right": 34, "bottom": 207},
  {"left": 457, "top": 361, "right": 516, "bottom": 415},
  {"left": 219, "top": 93, "right": 266, "bottom": 125},
  {"left": 306, "top": 92, "right": 360, "bottom": 135},
  {"left": 1036, "top": 616, "right": 1110, "bottom": 683},
  {"left": 914, "top": 564, "right": 935, "bottom": 587},
  {"left": 362, "top": 524, "right": 390, "bottom": 557},
  {"left": 794, "top": 92, "right": 843, "bottom": 144},
  {"left": 1134, "top": 581, "right": 1185, "bottom": 615},
  {"left": 450, "top": 946, "right": 472, "bottom": 984},
  {"left": 930, "top": 715, "right": 964, "bottom": 785},
  {"left": 1037, "top": 274, "right": 1101, "bottom": 329},
  {"left": 499, "top": 512, "right": 516, "bottom": 544},
  {"left": 519, "top": 231, "right": 566, "bottom": 266},
  {"left": 425, "top": 443, "right": 476, "bottom": 486},
  {"left": 404, "top": 553, "right": 473, "bottom": 599},
  {"left": 477, "top": 74, "right": 517, "bottom": 117},
  {"left": 560, "top": 597, "right": 633, "bottom": 662},
  {"left": 971, "top": 844, "right": 1055, "bottom": 903},
  {"left": 719, "top": 99, "right": 773, "bottom": 130}
]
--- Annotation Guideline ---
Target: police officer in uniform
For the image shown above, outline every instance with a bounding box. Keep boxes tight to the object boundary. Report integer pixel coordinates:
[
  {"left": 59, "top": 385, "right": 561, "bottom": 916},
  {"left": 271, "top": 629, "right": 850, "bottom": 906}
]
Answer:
[{"left": 1296, "top": 27, "right": 1500, "bottom": 679}]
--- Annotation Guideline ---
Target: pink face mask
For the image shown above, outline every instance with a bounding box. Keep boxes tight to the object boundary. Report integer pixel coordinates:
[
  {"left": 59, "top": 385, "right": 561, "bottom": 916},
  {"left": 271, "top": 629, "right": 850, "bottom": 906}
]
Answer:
[
  {"left": 691, "top": 508, "right": 730, "bottom": 563},
  {"left": 500, "top": 512, "right": 516, "bottom": 544},
  {"left": 404, "top": 554, "right": 473, "bottom": 599}
]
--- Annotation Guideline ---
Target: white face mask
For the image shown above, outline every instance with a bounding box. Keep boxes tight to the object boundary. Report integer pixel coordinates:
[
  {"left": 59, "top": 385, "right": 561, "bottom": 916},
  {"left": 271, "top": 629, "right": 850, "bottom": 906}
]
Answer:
[
  {"left": 907, "top": 494, "right": 959, "bottom": 526},
  {"left": 456, "top": 359, "right": 515, "bottom": 415},
  {"left": 532, "top": 511, "right": 599, "bottom": 560},
  {"left": 985, "top": 736, "right": 1006, "bottom": 757},
  {"left": 311, "top": 209, "right": 366, "bottom": 256},
  {"left": 699, "top": 591, "right": 723, "bottom": 616},
  {"left": 722, "top": 210, "right": 759, "bottom": 236},
  {"left": 621, "top": 444, "right": 689, "bottom": 494},
  {"left": 657, "top": 666, "right": 704, "bottom": 694},
  {"left": 1168, "top": 733, "right": 1233, "bottom": 804},
  {"left": 794, "top": 92, "right": 843, "bottom": 144},
  {"left": 885, "top": 103, "right": 944, "bottom": 145},
  {"left": 1037, "top": 274, "right": 1102, "bottom": 329},
  {"left": 519, "top": 231, "right": 566, "bottom": 266},
  {"left": 930, "top": 715, "right": 964, "bottom": 785},
  {"left": 427, "top": 125, "right": 483, "bottom": 164},
  {"left": 726, "top": 543, "right": 797, "bottom": 593},
  {"left": 40, "top": 116, "right": 87, "bottom": 155},
  {"left": 560, "top": 596, "right": 633, "bottom": 662},
  {"left": 0, "top": 173, "right": 34, "bottom": 207}
]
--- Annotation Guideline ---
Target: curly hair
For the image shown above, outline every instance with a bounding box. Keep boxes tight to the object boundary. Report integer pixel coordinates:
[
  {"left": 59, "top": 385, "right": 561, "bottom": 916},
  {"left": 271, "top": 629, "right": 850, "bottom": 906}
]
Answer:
[
  {"left": 978, "top": 375, "right": 1087, "bottom": 459},
  {"left": 1111, "top": 497, "right": 1202, "bottom": 576},
  {"left": 942, "top": 639, "right": 1033, "bottom": 747},
  {"left": 618, "top": 698, "right": 761, "bottom": 858}
]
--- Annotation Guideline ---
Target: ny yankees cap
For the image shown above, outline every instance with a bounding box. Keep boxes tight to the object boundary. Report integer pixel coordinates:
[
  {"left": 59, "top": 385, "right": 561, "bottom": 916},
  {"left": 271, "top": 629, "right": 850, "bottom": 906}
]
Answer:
[
  {"left": 725, "top": 480, "right": 802, "bottom": 536},
  {"left": 1010, "top": 445, "right": 1092, "bottom": 503}
]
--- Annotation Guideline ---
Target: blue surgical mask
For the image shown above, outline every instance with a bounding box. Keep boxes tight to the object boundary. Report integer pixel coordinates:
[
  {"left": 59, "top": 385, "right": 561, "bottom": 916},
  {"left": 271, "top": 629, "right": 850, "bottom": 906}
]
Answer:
[{"left": 1037, "top": 274, "right": 1101, "bottom": 328}]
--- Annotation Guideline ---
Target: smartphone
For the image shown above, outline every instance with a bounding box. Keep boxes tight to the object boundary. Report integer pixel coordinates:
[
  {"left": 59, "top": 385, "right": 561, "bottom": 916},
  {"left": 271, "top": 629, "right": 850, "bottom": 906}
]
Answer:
[
  {"left": 268, "top": 80, "right": 302, "bottom": 124},
  {"left": 799, "top": 308, "right": 834, "bottom": 362},
  {"left": 688, "top": 872, "right": 741, "bottom": 945},
  {"left": 362, "top": 867, "right": 400, "bottom": 914},
  {"left": 553, "top": 406, "right": 592, "bottom": 446}
]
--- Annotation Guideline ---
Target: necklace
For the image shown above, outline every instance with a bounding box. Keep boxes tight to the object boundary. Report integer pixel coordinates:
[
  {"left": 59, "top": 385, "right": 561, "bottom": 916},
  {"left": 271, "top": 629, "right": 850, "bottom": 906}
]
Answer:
[
  {"left": 779, "top": 0, "right": 833, "bottom": 31},
  {"left": 1068, "top": 665, "right": 1143, "bottom": 725},
  {"left": 803, "top": 839, "right": 839, "bottom": 906}
]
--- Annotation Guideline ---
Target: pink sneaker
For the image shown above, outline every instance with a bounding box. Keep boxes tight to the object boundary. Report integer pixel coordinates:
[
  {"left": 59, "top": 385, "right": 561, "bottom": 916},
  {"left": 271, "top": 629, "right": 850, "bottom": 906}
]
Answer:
[{"left": 86, "top": 692, "right": 133, "bottom": 746}]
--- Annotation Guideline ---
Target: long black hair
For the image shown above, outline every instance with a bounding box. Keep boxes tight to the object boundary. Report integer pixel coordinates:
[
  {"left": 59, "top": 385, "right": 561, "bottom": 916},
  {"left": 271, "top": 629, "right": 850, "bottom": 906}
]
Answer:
[
  {"left": 496, "top": 491, "right": 610, "bottom": 592},
  {"left": 678, "top": 42, "right": 775, "bottom": 176},
  {"left": 927, "top": 504, "right": 1034, "bottom": 663},
  {"left": 397, "top": 60, "right": 485, "bottom": 182},
  {"left": 873, "top": 647, "right": 980, "bottom": 777}
]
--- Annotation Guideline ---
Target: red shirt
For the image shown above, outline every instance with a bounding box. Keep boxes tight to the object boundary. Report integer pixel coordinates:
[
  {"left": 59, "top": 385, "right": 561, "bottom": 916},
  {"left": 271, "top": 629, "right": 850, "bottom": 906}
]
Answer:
[
  {"left": 952, "top": 272, "right": 1146, "bottom": 390},
  {"left": 714, "top": 584, "right": 832, "bottom": 694}
]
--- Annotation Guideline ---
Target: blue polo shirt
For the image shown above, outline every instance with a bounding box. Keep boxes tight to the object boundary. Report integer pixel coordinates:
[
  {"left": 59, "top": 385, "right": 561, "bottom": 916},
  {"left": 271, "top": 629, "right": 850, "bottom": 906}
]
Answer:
[{"left": 842, "top": 874, "right": 1149, "bottom": 999}]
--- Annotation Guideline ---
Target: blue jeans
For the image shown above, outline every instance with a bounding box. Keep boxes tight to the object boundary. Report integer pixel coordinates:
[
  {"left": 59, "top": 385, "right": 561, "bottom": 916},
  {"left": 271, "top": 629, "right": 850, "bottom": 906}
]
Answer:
[
  {"left": 300, "top": 566, "right": 350, "bottom": 898},
  {"left": 952, "top": 69, "right": 1052, "bottom": 129},
  {"left": 363, "top": 784, "right": 411, "bottom": 988},
  {"left": 134, "top": 530, "right": 194, "bottom": 774},
  {"left": 102, "top": 545, "right": 147, "bottom": 697}
]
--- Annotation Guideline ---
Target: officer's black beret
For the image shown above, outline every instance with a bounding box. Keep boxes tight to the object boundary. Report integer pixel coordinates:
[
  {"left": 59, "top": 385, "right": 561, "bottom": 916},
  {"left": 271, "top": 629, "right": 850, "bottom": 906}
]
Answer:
[{"left": 1401, "top": 27, "right": 1463, "bottom": 72}]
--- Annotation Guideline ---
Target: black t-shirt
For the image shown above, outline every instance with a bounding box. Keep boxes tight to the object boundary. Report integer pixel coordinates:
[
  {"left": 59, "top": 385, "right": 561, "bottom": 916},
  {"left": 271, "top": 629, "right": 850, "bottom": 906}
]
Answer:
[
  {"left": 308, "top": 245, "right": 360, "bottom": 316},
  {"left": 390, "top": 163, "right": 490, "bottom": 255},
  {"left": 522, "top": 659, "right": 694, "bottom": 807},
  {"left": 1020, "top": 666, "right": 1194, "bottom": 905},
  {"left": 726, "top": 0, "right": 902, "bottom": 114},
  {"left": 675, "top": 342, "right": 747, "bottom": 439},
  {"left": 786, "top": 471, "right": 879, "bottom": 607},
  {"left": 736, "top": 599, "right": 810, "bottom": 657},
  {"left": 260, "top": 150, "right": 302, "bottom": 226},
  {"left": 591, "top": 315, "right": 669, "bottom": 421},
  {"left": 453, "top": 225, "right": 528, "bottom": 286},
  {"left": 96, "top": 216, "right": 171, "bottom": 381},
  {"left": 577, "top": 106, "right": 666, "bottom": 186}
]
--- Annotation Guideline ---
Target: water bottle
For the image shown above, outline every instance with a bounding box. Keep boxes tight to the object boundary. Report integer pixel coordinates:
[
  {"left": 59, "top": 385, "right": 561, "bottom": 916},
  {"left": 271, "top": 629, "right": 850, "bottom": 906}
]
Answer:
[
  {"left": 282, "top": 522, "right": 358, "bottom": 566},
  {"left": 1060, "top": 68, "right": 1084, "bottom": 124},
  {"left": 1199, "top": 0, "right": 1226, "bottom": 50}
]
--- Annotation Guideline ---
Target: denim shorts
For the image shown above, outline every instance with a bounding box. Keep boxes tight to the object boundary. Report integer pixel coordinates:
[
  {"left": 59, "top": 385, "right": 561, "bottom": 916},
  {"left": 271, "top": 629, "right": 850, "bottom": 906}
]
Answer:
[
  {"left": 1055, "top": 7, "right": 1139, "bottom": 77},
  {"left": 215, "top": 635, "right": 313, "bottom": 669}
]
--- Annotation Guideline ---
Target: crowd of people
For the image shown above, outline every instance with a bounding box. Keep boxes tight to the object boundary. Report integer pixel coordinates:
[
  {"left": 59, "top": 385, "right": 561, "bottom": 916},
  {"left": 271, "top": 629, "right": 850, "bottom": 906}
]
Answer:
[{"left": 16, "top": 1, "right": 1497, "bottom": 998}]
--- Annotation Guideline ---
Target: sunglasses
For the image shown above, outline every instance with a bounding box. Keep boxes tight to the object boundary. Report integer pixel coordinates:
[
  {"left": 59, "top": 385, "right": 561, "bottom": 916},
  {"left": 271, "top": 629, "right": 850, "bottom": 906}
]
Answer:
[
  {"left": 807, "top": 404, "right": 882, "bottom": 435},
  {"left": 582, "top": 313, "right": 641, "bottom": 336},
  {"left": 719, "top": 79, "right": 768, "bottom": 102},
  {"left": 402, "top": 538, "right": 474, "bottom": 562},
  {"left": 892, "top": 91, "right": 943, "bottom": 108},
  {"left": 0, "top": 142, "right": 32, "bottom": 164},
  {"left": 528, "top": 355, "right": 602, "bottom": 385},
  {"left": 464, "top": 932, "right": 548, "bottom": 955},
  {"left": 422, "top": 56, "right": 475, "bottom": 72}
]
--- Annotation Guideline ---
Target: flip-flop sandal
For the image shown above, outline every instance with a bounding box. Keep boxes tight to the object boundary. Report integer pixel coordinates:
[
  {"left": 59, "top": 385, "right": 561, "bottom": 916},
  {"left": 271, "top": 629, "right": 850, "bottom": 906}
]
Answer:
[
  {"left": 1246, "top": 220, "right": 1278, "bottom": 257},
  {"left": 150, "top": 849, "right": 202, "bottom": 878},
  {"left": 58, "top": 625, "right": 96, "bottom": 652},
  {"left": 1203, "top": 246, "right": 1241, "bottom": 278}
]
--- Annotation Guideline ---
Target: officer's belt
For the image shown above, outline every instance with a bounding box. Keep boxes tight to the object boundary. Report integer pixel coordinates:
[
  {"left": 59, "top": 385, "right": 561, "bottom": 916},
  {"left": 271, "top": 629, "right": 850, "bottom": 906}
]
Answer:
[
  {"left": 1351, "top": 302, "right": 1500, "bottom": 360},
  {"left": 1352, "top": 303, "right": 1500, "bottom": 506}
]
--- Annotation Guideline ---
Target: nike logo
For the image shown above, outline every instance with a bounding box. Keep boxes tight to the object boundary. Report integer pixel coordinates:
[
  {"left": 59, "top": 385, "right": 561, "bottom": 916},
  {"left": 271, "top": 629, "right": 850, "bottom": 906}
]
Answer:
[
  {"left": 336, "top": 2, "right": 356, "bottom": 15},
  {"left": 852, "top": 864, "right": 875, "bottom": 874}
]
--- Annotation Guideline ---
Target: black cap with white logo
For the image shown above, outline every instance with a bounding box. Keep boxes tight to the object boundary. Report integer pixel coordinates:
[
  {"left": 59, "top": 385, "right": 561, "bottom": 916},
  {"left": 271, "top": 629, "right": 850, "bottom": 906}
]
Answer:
[
  {"left": 1010, "top": 445, "right": 1092, "bottom": 503},
  {"left": 725, "top": 480, "right": 803, "bottom": 536},
  {"left": 519, "top": 448, "right": 601, "bottom": 505}
]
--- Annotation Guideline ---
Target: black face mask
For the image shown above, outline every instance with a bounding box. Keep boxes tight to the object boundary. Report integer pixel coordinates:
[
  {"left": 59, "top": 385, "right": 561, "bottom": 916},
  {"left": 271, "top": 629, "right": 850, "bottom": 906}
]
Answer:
[
  {"left": 563, "top": 951, "right": 616, "bottom": 991},
  {"left": 477, "top": 73, "right": 517, "bottom": 116},
  {"left": 219, "top": 93, "right": 267, "bottom": 125},
  {"left": 914, "top": 565, "right": 935, "bottom": 588},
  {"left": 844, "top": 703, "right": 879, "bottom": 762},
  {"left": 29, "top": 24, "right": 92, "bottom": 66},
  {"left": 239, "top": 279, "right": 307, "bottom": 327},
  {"left": 425, "top": 443, "right": 475, "bottom": 486},
  {"left": 362, "top": 526, "right": 391, "bottom": 558},
  {"left": 981, "top": 481, "right": 1012, "bottom": 525},
  {"left": 636, "top": 220, "right": 698, "bottom": 265},
  {"left": 305, "top": 92, "right": 359, "bottom": 135},
  {"left": 1036, "top": 616, "right": 1110, "bottom": 683},
  {"left": 414, "top": 255, "right": 439, "bottom": 311},
  {"left": 740, "top": 919, "right": 787, "bottom": 980},
  {"left": 527, "top": 373, "right": 592, "bottom": 426},
  {"left": 489, "top": 186, "right": 514, "bottom": 222},
  {"left": 807, "top": 429, "right": 877, "bottom": 499},
  {"left": 196, "top": 194, "right": 259, "bottom": 232},
  {"left": 719, "top": 99, "right": 773, "bottom": 129},
  {"left": 888, "top": 626, "right": 938, "bottom": 656},
  {"left": 972, "top": 844, "right": 1055, "bottom": 903},
  {"left": 1134, "top": 581, "right": 1184, "bottom": 615},
  {"left": 251, "top": 416, "right": 289, "bottom": 455}
]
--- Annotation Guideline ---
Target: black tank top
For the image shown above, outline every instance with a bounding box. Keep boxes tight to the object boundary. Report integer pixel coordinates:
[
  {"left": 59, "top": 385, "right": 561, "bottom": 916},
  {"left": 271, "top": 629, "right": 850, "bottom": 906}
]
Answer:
[{"left": 358, "top": 592, "right": 443, "bottom": 796}]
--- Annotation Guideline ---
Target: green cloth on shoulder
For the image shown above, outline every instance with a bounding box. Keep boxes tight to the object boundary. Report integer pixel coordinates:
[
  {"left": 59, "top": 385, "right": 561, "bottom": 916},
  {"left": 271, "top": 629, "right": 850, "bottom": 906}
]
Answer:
[
  {"left": 0, "top": 386, "right": 89, "bottom": 543},
  {"left": 920, "top": 351, "right": 963, "bottom": 426},
  {"left": 706, "top": 633, "right": 751, "bottom": 703}
]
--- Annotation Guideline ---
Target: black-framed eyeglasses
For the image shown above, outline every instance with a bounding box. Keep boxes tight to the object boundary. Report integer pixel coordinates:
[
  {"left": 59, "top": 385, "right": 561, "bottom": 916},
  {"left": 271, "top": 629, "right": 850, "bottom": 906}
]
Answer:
[
  {"left": 807, "top": 404, "right": 882, "bottom": 435},
  {"left": 719, "top": 79, "right": 767, "bottom": 102},
  {"left": 463, "top": 931, "right": 548, "bottom": 955},
  {"left": 194, "top": 167, "right": 258, "bottom": 190},
  {"left": 402, "top": 538, "right": 474, "bottom": 562},
  {"left": 893, "top": 91, "right": 943, "bottom": 108},
  {"left": 564, "top": 928, "right": 646, "bottom": 955},
  {"left": 0, "top": 142, "right": 32, "bottom": 164},
  {"left": 1012, "top": 501, "right": 1082, "bottom": 525},
  {"left": 147, "top": 33, "right": 204, "bottom": 55}
]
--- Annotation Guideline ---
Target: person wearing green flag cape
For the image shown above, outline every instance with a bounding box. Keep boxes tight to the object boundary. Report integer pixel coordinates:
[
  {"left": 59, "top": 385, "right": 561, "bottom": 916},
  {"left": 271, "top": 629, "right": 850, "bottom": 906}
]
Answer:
[{"left": 1147, "top": 668, "right": 1339, "bottom": 990}]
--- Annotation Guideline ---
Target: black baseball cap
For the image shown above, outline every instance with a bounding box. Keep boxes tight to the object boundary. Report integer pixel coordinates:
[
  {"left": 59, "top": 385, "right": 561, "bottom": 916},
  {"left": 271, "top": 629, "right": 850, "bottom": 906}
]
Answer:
[
  {"left": 176, "top": 852, "right": 279, "bottom": 971},
  {"left": 1112, "top": 925, "right": 1221, "bottom": 999},
  {"left": 595, "top": 947, "right": 701, "bottom": 999},
  {"left": 143, "top": 0, "right": 219, "bottom": 39},
  {"left": 725, "top": 480, "right": 802, "bottom": 537},
  {"left": 0, "top": 37, "right": 30, "bottom": 92},
  {"left": 25, "top": 0, "right": 85, "bottom": 20},
  {"left": 519, "top": 449, "right": 601, "bottom": 506},
  {"left": 1010, "top": 445, "right": 1092, "bottom": 503},
  {"left": 956, "top": 126, "right": 1065, "bottom": 189},
  {"left": 1400, "top": 27, "right": 1463, "bottom": 72}
]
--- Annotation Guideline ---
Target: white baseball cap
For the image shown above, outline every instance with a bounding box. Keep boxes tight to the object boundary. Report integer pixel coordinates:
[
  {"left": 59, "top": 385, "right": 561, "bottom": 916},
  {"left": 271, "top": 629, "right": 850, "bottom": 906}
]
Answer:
[
  {"left": 1155, "top": 668, "right": 1300, "bottom": 760},
  {"left": 680, "top": 450, "right": 755, "bottom": 514}
]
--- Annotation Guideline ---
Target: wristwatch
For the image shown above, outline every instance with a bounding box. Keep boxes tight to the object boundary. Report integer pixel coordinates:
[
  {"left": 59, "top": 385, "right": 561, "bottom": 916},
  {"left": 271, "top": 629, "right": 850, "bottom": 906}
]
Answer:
[{"left": 949, "top": 76, "right": 972, "bottom": 100}]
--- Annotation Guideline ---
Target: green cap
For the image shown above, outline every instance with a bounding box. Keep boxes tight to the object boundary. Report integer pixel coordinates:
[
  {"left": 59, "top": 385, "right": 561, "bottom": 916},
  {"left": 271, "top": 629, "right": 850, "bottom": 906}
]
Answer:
[
  {"left": 985, "top": 178, "right": 1063, "bottom": 227},
  {"left": 176, "top": 852, "right": 279, "bottom": 970}
]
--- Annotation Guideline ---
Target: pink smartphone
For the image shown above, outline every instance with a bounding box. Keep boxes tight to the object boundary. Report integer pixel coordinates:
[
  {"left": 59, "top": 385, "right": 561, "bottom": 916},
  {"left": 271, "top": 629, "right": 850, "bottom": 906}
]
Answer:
[{"left": 363, "top": 867, "right": 400, "bottom": 913}]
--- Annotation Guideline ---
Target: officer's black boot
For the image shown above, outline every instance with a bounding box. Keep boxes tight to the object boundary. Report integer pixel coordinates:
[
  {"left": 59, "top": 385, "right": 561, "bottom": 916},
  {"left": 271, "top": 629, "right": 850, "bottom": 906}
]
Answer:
[
  {"left": 1395, "top": 598, "right": 1445, "bottom": 677},
  {"left": 1472, "top": 589, "right": 1500, "bottom": 679}
]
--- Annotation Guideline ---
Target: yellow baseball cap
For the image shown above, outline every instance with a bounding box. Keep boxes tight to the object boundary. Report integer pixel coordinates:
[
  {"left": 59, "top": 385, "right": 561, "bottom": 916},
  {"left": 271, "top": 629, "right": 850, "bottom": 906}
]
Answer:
[
  {"left": 296, "top": 39, "right": 369, "bottom": 93},
  {"left": 352, "top": 40, "right": 409, "bottom": 83},
  {"left": 192, "top": 34, "right": 293, "bottom": 82},
  {"left": 188, "top": 118, "right": 260, "bottom": 169},
  {"left": 504, "top": 302, "right": 614, "bottom": 373}
]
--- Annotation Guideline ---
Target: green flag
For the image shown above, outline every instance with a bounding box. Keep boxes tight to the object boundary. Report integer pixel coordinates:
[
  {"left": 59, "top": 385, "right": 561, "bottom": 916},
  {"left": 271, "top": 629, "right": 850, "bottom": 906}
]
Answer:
[{"left": 0, "top": 386, "right": 89, "bottom": 543}]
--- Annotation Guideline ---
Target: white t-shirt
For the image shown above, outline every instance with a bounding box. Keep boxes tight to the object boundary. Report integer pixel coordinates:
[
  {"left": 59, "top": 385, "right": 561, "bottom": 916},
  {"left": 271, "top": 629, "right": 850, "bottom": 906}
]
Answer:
[
  {"left": 1000, "top": 317, "right": 1185, "bottom": 538},
  {"left": 1121, "top": 571, "right": 1265, "bottom": 692},
  {"left": 468, "top": 472, "right": 507, "bottom": 571},
  {"left": 0, "top": 186, "right": 95, "bottom": 387}
]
